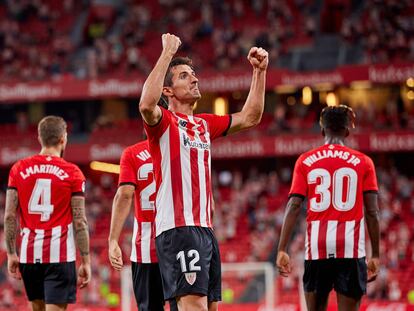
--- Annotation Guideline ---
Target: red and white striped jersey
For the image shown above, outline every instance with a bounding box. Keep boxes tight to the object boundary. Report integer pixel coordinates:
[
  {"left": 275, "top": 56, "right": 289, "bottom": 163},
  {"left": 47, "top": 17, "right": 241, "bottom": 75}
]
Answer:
[
  {"left": 289, "top": 144, "right": 378, "bottom": 260},
  {"left": 118, "top": 141, "right": 157, "bottom": 263},
  {"left": 144, "top": 107, "right": 231, "bottom": 236},
  {"left": 8, "top": 154, "right": 85, "bottom": 264}
]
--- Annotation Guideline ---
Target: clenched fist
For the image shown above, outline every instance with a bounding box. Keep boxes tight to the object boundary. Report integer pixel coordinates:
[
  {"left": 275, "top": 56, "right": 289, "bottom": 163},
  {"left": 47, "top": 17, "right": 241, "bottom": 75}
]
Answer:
[
  {"left": 162, "top": 33, "right": 181, "bottom": 56},
  {"left": 247, "top": 47, "right": 269, "bottom": 71}
]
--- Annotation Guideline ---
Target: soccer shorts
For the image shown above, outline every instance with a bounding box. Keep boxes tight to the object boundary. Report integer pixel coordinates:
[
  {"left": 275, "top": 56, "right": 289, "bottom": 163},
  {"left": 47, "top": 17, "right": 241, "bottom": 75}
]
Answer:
[
  {"left": 131, "top": 262, "right": 178, "bottom": 311},
  {"left": 19, "top": 262, "right": 76, "bottom": 304},
  {"left": 303, "top": 257, "right": 367, "bottom": 299},
  {"left": 155, "top": 226, "right": 222, "bottom": 302}
]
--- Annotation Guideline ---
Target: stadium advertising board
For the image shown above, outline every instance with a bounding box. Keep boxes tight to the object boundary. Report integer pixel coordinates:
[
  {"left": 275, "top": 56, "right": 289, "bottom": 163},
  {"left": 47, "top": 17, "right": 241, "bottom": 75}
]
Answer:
[{"left": 0, "top": 63, "right": 413, "bottom": 102}]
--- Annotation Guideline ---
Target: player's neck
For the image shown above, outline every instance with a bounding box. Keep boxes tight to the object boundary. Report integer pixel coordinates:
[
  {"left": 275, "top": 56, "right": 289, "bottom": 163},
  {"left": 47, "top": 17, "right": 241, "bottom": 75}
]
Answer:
[
  {"left": 168, "top": 100, "right": 195, "bottom": 115},
  {"left": 39, "top": 146, "right": 62, "bottom": 157},
  {"left": 324, "top": 136, "right": 345, "bottom": 146}
]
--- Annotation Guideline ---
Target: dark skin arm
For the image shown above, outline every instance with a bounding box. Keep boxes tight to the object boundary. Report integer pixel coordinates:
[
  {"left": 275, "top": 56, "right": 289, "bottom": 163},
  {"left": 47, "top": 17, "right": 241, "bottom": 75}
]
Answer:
[
  {"left": 276, "top": 196, "right": 304, "bottom": 276},
  {"left": 364, "top": 192, "right": 380, "bottom": 282}
]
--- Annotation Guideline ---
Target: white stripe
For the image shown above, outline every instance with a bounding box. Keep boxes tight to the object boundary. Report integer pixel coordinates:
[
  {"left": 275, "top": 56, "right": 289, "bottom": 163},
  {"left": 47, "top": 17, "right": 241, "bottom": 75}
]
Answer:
[
  {"left": 50, "top": 226, "right": 61, "bottom": 263},
  {"left": 33, "top": 229, "right": 44, "bottom": 263},
  {"left": 66, "top": 223, "right": 76, "bottom": 262},
  {"left": 304, "top": 225, "right": 309, "bottom": 260},
  {"left": 344, "top": 221, "right": 355, "bottom": 258},
  {"left": 179, "top": 123, "right": 194, "bottom": 226},
  {"left": 326, "top": 221, "right": 337, "bottom": 258},
  {"left": 310, "top": 221, "right": 319, "bottom": 260},
  {"left": 141, "top": 222, "right": 152, "bottom": 263},
  {"left": 20, "top": 228, "right": 30, "bottom": 263},
  {"left": 130, "top": 218, "right": 138, "bottom": 262},
  {"left": 156, "top": 127, "right": 175, "bottom": 236},
  {"left": 358, "top": 218, "right": 366, "bottom": 258}
]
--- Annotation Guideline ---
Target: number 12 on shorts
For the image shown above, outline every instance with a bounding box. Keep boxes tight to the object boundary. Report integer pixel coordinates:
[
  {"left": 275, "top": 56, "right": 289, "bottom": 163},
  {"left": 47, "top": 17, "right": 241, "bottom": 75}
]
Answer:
[{"left": 176, "top": 250, "right": 201, "bottom": 272}]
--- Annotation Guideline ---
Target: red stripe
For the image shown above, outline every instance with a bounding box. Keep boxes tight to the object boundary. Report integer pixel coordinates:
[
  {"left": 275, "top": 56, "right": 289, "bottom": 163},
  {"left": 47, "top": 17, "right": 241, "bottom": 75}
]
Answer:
[
  {"left": 27, "top": 231, "right": 35, "bottom": 263},
  {"left": 306, "top": 222, "right": 312, "bottom": 260},
  {"left": 170, "top": 116, "right": 185, "bottom": 227},
  {"left": 150, "top": 223, "right": 157, "bottom": 263},
  {"left": 60, "top": 226, "right": 67, "bottom": 262},
  {"left": 42, "top": 229, "right": 52, "bottom": 263},
  {"left": 353, "top": 220, "right": 360, "bottom": 258},
  {"left": 318, "top": 221, "right": 328, "bottom": 259},
  {"left": 336, "top": 222, "right": 346, "bottom": 258},
  {"left": 136, "top": 221, "right": 142, "bottom": 263}
]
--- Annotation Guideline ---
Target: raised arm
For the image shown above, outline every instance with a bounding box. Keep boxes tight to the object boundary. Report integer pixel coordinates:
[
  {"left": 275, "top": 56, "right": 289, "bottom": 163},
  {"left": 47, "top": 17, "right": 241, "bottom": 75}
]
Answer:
[
  {"left": 227, "top": 47, "right": 269, "bottom": 135},
  {"left": 108, "top": 185, "right": 135, "bottom": 271},
  {"left": 4, "top": 189, "right": 20, "bottom": 279},
  {"left": 139, "top": 33, "right": 181, "bottom": 125},
  {"left": 364, "top": 192, "right": 380, "bottom": 282},
  {"left": 71, "top": 195, "right": 91, "bottom": 288},
  {"left": 276, "top": 196, "right": 304, "bottom": 277}
]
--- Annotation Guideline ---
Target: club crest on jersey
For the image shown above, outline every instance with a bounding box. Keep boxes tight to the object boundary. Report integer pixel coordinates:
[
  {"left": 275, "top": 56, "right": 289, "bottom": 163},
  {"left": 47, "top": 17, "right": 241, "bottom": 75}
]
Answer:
[{"left": 185, "top": 272, "right": 197, "bottom": 285}]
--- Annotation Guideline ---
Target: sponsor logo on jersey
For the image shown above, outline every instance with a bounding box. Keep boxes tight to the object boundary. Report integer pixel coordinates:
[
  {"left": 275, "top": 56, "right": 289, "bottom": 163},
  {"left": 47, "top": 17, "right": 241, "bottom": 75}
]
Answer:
[{"left": 182, "top": 134, "right": 210, "bottom": 150}]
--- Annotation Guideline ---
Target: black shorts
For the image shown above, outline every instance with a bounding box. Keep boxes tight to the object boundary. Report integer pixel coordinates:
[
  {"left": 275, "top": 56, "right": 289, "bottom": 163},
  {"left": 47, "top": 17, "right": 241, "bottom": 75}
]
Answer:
[
  {"left": 155, "top": 226, "right": 221, "bottom": 301},
  {"left": 19, "top": 262, "right": 76, "bottom": 304},
  {"left": 303, "top": 258, "right": 367, "bottom": 299},
  {"left": 131, "top": 262, "right": 177, "bottom": 311}
]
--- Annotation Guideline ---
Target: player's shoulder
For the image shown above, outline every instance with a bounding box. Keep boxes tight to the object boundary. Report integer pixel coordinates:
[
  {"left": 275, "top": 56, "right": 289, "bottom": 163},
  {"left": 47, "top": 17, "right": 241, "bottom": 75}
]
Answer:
[
  {"left": 125, "top": 140, "right": 149, "bottom": 155},
  {"left": 123, "top": 141, "right": 151, "bottom": 163},
  {"left": 342, "top": 145, "right": 372, "bottom": 162},
  {"left": 10, "top": 154, "right": 39, "bottom": 171}
]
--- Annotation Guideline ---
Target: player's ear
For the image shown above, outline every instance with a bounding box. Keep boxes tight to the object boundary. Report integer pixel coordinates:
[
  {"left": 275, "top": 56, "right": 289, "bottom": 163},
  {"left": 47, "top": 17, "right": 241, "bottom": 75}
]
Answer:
[{"left": 162, "top": 86, "right": 173, "bottom": 98}]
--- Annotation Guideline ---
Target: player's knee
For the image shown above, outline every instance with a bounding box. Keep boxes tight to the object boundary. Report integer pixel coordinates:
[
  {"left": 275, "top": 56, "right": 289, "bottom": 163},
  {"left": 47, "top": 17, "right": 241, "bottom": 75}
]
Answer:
[
  {"left": 177, "top": 295, "right": 208, "bottom": 311},
  {"left": 31, "top": 300, "right": 45, "bottom": 311}
]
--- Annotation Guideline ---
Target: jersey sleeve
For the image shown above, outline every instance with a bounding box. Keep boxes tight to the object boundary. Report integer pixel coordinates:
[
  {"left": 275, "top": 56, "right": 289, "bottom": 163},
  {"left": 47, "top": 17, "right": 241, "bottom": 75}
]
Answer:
[
  {"left": 7, "top": 163, "right": 19, "bottom": 190},
  {"left": 118, "top": 148, "right": 137, "bottom": 187},
  {"left": 362, "top": 155, "right": 378, "bottom": 193},
  {"left": 197, "top": 114, "right": 231, "bottom": 141},
  {"left": 143, "top": 106, "right": 172, "bottom": 142},
  {"left": 289, "top": 156, "right": 308, "bottom": 198},
  {"left": 71, "top": 165, "right": 86, "bottom": 196}
]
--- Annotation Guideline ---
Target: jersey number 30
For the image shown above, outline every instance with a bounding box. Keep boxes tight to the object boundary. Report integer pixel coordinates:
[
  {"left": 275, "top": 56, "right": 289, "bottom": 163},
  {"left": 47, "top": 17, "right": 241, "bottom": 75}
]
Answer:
[
  {"left": 29, "top": 178, "right": 54, "bottom": 221},
  {"left": 308, "top": 167, "right": 357, "bottom": 212}
]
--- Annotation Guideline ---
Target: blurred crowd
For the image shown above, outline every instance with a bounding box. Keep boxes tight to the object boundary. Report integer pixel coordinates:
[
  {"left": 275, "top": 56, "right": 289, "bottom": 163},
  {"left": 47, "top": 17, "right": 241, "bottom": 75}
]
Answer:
[{"left": 1, "top": 0, "right": 413, "bottom": 82}]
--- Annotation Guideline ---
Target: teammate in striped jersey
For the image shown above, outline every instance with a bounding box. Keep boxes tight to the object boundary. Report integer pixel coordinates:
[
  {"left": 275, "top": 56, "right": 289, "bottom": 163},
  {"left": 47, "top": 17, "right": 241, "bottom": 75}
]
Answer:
[
  {"left": 139, "top": 33, "right": 268, "bottom": 311},
  {"left": 108, "top": 140, "right": 177, "bottom": 311},
  {"left": 277, "top": 105, "right": 380, "bottom": 311},
  {"left": 4, "top": 116, "right": 91, "bottom": 311}
]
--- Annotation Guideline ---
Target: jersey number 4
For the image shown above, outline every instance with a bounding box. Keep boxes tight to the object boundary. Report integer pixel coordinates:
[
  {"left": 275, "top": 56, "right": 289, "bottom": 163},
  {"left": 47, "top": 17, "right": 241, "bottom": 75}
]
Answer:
[
  {"left": 28, "top": 178, "right": 54, "bottom": 221},
  {"left": 308, "top": 167, "right": 357, "bottom": 212}
]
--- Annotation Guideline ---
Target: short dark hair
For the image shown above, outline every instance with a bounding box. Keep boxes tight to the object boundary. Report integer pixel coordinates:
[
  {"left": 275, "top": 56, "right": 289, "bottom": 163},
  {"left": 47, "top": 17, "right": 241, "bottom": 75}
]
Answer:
[
  {"left": 319, "top": 105, "right": 356, "bottom": 132},
  {"left": 38, "top": 116, "right": 67, "bottom": 147},
  {"left": 163, "top": 56, "right": 194, "bottom": 87}
]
